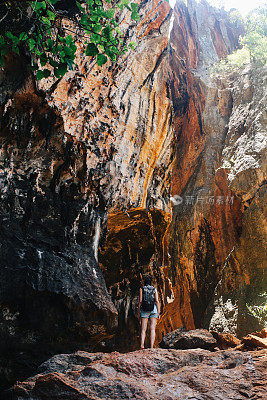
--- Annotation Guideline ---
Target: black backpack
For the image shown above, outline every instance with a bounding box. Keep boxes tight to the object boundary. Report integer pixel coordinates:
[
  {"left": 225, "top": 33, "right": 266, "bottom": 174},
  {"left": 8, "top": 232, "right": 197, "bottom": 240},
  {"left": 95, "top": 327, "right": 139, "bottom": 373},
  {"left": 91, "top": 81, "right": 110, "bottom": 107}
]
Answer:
[{"left": 141, "top": 285, "right": 155, "bottom": 312}]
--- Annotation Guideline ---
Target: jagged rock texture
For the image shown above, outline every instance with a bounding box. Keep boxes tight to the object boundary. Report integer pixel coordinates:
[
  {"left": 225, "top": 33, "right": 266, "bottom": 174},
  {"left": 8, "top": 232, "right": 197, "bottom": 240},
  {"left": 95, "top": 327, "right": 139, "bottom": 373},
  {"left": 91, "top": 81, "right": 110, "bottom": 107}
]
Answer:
[
  {"left": 0, "top": 0, "right": 266, "bottom": 392},
  {"left": 12, "top": 348, "right": 267, "bottom": 400}
]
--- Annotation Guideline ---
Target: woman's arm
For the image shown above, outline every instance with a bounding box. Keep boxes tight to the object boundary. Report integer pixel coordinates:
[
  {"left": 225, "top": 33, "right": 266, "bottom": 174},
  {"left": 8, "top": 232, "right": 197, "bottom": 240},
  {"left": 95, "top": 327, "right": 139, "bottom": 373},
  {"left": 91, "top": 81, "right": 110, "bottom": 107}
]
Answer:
[
  {"left": 138, "top": 287, "right": 142, "bottom": 318},
  {"left": 155, "top": 289, "right": 160, "bottom": 317}
]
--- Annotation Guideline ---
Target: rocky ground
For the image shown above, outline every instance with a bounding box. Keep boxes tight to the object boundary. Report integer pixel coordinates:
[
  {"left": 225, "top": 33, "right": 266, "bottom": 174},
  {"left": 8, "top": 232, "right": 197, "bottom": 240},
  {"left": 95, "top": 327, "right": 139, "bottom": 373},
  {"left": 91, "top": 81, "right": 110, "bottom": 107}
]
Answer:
[
  {"left": 10, "top": 347, "right": 267, "bottom": 400},
  {"left": 6, "top": 328, "right": 267, "bottom": 400}
]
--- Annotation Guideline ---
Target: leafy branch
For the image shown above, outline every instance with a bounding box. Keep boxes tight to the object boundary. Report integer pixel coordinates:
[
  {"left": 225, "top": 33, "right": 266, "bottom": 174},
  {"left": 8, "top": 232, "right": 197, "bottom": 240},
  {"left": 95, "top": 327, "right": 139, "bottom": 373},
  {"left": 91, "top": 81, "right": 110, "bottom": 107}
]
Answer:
[{"left": 0, "top": 0, "right": 140, "bottom": 79}]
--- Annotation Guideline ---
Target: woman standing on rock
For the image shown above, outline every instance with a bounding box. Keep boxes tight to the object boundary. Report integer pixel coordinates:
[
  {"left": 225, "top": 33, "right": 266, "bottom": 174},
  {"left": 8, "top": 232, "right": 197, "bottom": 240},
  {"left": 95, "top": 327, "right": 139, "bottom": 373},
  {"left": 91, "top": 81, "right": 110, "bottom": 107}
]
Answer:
[{"left": 138, "top": 274, "right": 160, "bottom": 349}]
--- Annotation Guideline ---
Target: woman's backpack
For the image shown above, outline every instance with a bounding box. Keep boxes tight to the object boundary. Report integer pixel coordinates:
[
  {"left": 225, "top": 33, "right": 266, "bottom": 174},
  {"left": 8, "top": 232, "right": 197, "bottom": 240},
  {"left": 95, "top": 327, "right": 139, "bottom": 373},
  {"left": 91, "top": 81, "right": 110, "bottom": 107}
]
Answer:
[{"left": 141, "top": 285, "right": 155, "bottom": 311}]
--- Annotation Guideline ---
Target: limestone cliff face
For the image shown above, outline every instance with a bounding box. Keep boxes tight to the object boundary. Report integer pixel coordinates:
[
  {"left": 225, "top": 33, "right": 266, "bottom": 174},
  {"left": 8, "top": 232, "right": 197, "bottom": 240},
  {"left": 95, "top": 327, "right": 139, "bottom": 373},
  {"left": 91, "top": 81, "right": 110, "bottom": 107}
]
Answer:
[
  {"left": 159, "top": 0, "right": 244, "bottom": 335},
  {"left": 0, "top": 0, "right": 173, "bottom": 388},
  {"left": 38, "top": 0, "right": 173, "bottom": 213},
  {"left": 208, "top": 65, "right": 267, "bottom": 336},
  {"left": 0, "top": 0, "right": 266, "bottom": 391},
  {"left": 160, "top": 0, "right": 265, "bottom": 338}
]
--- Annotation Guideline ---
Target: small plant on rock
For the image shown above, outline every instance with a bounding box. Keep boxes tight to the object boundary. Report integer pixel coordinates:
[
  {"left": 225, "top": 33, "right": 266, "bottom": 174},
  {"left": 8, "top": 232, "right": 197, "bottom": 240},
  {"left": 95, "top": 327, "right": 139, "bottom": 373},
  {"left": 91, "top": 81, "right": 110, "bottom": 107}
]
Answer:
[{"left": 246, "top": 292, "right": 267, "bottom": 327}]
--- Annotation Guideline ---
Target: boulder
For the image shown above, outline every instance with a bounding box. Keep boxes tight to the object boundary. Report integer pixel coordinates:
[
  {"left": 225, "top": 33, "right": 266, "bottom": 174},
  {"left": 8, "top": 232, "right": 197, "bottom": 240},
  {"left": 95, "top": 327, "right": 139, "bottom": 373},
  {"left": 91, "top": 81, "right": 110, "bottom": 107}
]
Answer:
[
  {"left": 211, "top": 331, "right": 241, "bottom": 349},
  {"left": 159, "top": 328, "right": 217, "bottom": 350},
  {"left": 241, "top": 334, "right": 267, "bottom": 349},
  {"left": 11, "top": 348, "right": 267, "bottom": 400}
]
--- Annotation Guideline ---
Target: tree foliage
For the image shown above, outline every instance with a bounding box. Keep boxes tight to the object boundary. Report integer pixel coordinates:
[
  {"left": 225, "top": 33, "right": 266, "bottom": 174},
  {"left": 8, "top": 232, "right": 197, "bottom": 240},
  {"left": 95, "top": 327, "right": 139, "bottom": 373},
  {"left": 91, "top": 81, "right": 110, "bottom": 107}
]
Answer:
[
  {"left": 0, "top": 0, "right": 139, "bottom": 79},
  {"left": 240, "top": 7, "right": 267, "bottom": 63},
  {"left": 213, "top": 6, "right": 267, "bottom": 73}
]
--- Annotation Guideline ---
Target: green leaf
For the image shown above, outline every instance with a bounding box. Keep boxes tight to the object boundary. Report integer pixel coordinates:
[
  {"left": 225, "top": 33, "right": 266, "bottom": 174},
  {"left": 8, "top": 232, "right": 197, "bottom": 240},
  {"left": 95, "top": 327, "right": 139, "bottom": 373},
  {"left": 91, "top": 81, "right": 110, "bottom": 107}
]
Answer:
[
  {"left": 40, "top": 53, "right": 48, "bottom": 66},
  {"left": 47, "top": 38, "right": 53, "bottom": 48},
  {"left": 6, "top": 32, "right": 20, "bottom": 45},
  {"left": 76, "top": 1, "right": 85, "bottom": 12},
  {"left": 0, "top": 48, "right": 8, "bottom": 56},
  {"left": 131, "top": 3, "right": 139, "bottom": 12},
  {"left": 131, "top": 11, "right": 140, "bottom": 21},
  {"left": 35, "top": 68, "right": 50, "bottom": 80},
  {"left": 105, "top": 48, "right": 116, "bottom": 62},
  {"left": 103, "top": 26, "right": 112, "bottom": 39},
  {"left": 40, "top": 1, "right": 47, "bottom": 9},
  {"left": 68, "top": 54, "right": 75, "bottom": 62},
  {"left": 65, "top": 35, "right": 73, "bottom": 45},
  {"left": 111, "top": 46, "right": 119, "bottom": 54},
  {"left": 41, "top": 16, "right": 51, "bottom": 25},
  {"left": 47, "top": 10, "right": 56, "bottom": 20},
  {"left": 115, "top": 27, "right": 122, "bottom": 34},
  {"left": 86, "top": 43, "right": 99, "bottom": 56},
  {"left": 90, "top": 34, "right": 101, "bottom": 44},
  {"left": 36, "top": 70, "right": 44, "bottom": 80},
  {"left": 34, "top": 50, "right": 42, "bottom": 56},
  {"left": 28, "top": 38, "right": 36, "bottom": 51},
  {"left": 97, "top": 53, "right": 107, "bottom": 66},
  {"left": 93, "top": 24, "right": 102, "bottom": 33},
  {"left": 49, "top": 59, "right": 59, "bottom": 68},
  {"left": 80, "top": 14, "right": 89, "bottom": 26},
  {"left": 12, "top": 46, "right": 19, "bottom": 55},
  {"left": 70, "top": 43, "right": 77, "bottom": 52},
  {"left": 91, "top": 14, "right": 101, "bottom": 23},
  {"left": 19, "top": 32, "right": 27, "bottom": 41},
  {"left": 32, "top": 1, "right": 46, "bottom": 11},
  {"left": 5, "top": 31, "right": 15, "bottom": 40},
  {"left": 129, "top": 41, "right": 137, "bottom": 49},
  {"left": 105, "top": 8, "right": 115, "bottom": 18},
  {"left": 63, "top": 46, "right": 73, "bottom": 56},
  {"left": 43, "top": 69, "right": 51, "bottom": 78},
  {"left": 54, "top": 63, "right": 67, "bottom": 78},
  {"left": 56, "top": 43, "right": 63, "bottom": 52}
]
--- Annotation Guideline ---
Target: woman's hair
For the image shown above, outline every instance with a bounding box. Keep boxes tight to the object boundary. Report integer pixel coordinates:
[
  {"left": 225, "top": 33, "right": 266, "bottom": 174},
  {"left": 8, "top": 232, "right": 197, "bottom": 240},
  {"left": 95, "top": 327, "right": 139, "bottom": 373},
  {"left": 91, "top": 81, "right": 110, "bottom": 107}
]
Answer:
[{"left": 143, "top": 274, "right": 153, "bottom": 286}]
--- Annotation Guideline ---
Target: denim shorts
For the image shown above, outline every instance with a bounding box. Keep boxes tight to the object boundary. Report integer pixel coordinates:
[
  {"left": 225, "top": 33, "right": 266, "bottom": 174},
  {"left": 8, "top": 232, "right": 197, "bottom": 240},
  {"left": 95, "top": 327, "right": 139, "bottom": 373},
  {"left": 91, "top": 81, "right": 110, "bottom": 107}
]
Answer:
[{"left": 140, "top": 304, "right": 158, "bottom": 319}]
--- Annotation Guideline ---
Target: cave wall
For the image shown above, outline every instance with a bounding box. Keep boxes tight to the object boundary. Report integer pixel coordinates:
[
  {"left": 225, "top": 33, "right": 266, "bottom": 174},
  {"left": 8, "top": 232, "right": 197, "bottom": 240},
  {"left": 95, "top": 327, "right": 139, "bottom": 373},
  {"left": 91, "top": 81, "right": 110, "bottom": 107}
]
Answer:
[
  {"left": 208, "top": 65, "right": 267, "bottom": 336},
  {"left": 160, "top": 0, "right": 244, "bottom": 334},
  {"left": 0, "top": 0, "right": 266, "bottom": 390},
  {"left": 162, "top": 0, "right": 266, "bottom": 338},
  {"left": 0, "top": 53, "right": 118, "bottom": 389},
  {"left": 0, "top": 0, "right": 174, "bottom": 388}
]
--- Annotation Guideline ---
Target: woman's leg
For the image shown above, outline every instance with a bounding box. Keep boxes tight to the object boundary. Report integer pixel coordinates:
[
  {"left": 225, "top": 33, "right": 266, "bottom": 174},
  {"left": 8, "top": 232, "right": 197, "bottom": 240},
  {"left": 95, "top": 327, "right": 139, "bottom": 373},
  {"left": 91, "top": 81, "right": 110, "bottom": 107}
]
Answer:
[
  {"left": 150, "top": 318, "right": 157, "bottom": 348},
  {"left": 140, "top": 317, "right": 148, "bottom": 349}
]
